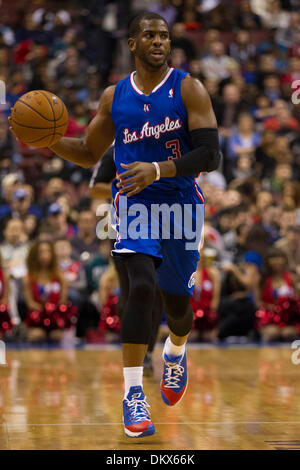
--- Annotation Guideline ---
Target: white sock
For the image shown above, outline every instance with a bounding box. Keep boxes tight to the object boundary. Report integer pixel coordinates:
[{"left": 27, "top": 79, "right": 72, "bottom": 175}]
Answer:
[
  {"left": 163, "top": 336, "right": 186, "bottom": 359},
  {"left": 123, "top": 366, "right": 143, "bottom": 397}
]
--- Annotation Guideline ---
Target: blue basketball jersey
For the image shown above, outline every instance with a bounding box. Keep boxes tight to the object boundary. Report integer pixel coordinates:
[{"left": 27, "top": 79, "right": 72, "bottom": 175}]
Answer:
[{"left": 111, "top": 68, "right": 195, "bottom": 197}]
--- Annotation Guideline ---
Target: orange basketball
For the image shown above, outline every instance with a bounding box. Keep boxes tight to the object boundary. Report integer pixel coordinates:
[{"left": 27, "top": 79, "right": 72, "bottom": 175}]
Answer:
[{"left": 10, "top": 90, "right": 68, "bottom": 148}]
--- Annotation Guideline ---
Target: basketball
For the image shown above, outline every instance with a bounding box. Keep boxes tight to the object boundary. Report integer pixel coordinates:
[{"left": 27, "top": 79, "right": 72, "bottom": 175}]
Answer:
[{"left": 10, "top": 90, "right": 68, "bottom": 148}]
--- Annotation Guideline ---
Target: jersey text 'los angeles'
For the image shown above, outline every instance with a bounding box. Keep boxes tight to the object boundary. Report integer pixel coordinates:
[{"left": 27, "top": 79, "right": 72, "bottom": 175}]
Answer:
[{"left": 111, "top": 68, "right": 195, "bottom": 197}]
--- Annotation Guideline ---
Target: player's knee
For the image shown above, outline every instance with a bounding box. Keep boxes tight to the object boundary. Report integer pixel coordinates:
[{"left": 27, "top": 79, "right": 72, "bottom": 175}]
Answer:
[{"left": 129, "top": 277, "right": 155, "bottom": 305}]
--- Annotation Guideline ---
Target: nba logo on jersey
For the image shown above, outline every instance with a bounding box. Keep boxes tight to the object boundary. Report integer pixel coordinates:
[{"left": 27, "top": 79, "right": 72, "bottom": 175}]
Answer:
[
  {"left": 168, "top": 88, "right": 174, "bottom": 98},
  {"left": 144, "top": 104, "right": 150, "bottom": 113}
]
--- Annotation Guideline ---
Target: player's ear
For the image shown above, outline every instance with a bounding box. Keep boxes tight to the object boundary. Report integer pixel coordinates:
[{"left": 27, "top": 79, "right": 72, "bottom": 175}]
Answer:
[{"left": 128, "top": 37, "right": 136, "bottom": 53}]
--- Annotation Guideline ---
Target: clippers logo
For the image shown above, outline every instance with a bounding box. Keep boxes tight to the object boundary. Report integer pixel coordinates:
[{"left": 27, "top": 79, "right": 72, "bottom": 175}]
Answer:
[
  {"left": 188, "top": 271, "right": 197, "bottom": 289},
  {"left": 144, "top": 104, "right": 150, "bottom": 113},
  {"left": 168, "top": 88, "right": 174, "bottom": 98}
]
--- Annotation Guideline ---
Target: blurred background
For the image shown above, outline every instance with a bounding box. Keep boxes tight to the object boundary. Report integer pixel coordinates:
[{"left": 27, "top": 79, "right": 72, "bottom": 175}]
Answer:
[{"left": 0, "top": 0, "right": 299, "bottom": 346}]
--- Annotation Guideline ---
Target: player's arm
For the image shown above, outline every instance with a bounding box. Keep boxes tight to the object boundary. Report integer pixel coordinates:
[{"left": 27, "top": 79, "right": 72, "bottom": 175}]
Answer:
[
  {"left": 48, "top": 86, "right": 116, "bottom": 169},
  {"left": 89, "top": 148, "right": 115, "bottom": 199},
  {"left": 117, "top": 76, "right": 220, "bottom": 196}
]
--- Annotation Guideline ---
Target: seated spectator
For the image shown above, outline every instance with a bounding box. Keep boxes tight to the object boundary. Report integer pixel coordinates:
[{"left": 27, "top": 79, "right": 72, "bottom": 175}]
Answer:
[
  {"left": 227, "top": 113, "right": 261, "bottom": 161},
  {"left": 256, "top": 249, "right": 300, "bottom": 342},
  {"left": 275, "top": 225, "right": 300, "bottom": 278},
  {"left": 86, "top": 239, "right": 111, "bottom": 298},
  {"left": 218, "top": 251, "right": 261, "bottom": 340},
  {"left": 237, "top": 0, "right": 261, "bottom": 30},
  {"left": 54, "top": 237, "right": 87, "bottom": 304},
  {"left": 72, "top": 210, "right": 99, "bottom": 264},
  {"left": 255, "top": 129, "right": 277, "bottom": 178},
  {"left": 170, "top": 47, "right": 189, "bottom": 72},
  {"left": 275, "top": 11, "right": 300, "bottom": 51},
  {"left": 0, "top": 186, "right": 42, "bottom": 234},
  {"left": 23, "top": 241, "right": 77, "bottom": 343},
  {"left": 0, "top": 218, "right": 29, "bottom": 279},
  {"left": 251, "top": 94, "right": 274, "bottom": 123},
  {"left": 215, "top": 83, "right": 249, "bottom": 140},
  {"left": 201, "top": 41, "right": 239, "bottom": 82},
  {"left": 149, "top": 0, "right": 178, "bottom": 27},
  {"left": 38, "top": 177, "right": 64, "bottom": 215},
  {"left": 98, "top": 263, "right": 121, "bottom": 343},
  {"left": 259, "top": 0, "right": 290, "bottom": 30},
  {"left": 229, "top": 30, "right": 256, "bottom": 64},
  {"left": 190, "top": 247, "right": 220, "bottom": 341},
  {"left": 170, "top": 22, "right": 196, "bottom": 60},
  {"left": 39, "top": 203, "right": 76, "bottom": 240},
  {"left": 263, "top": 74, "right": 282, "bottom": 102},
  {"left": 54, "top": 237, "right": 98, "bottom": 338},
  {"left": 264, "top": 99, "right": 300, "bottom": 132}
]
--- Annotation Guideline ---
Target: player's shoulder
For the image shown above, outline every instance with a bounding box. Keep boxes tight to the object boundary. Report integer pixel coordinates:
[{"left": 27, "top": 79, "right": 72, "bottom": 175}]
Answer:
[
  {"left": 101, "top": 85, "right": 117, "bottom": 103},
  {"left": 97, "top": 85, "right": 116, "bottom": 113},
  {"left": 181, "top": 75, "right": 207, "bottom": 97},
  {"left": 181, "top": 75, "right": 211, "bottom": 109}
]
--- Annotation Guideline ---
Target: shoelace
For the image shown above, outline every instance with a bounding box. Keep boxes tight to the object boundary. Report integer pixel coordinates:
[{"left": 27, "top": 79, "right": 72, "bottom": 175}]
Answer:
[
  {"left": 126, "top": 397, "right": 151, "bottom": 422},
  {"left": 164, "top": 361, "right": 185, "bottom": 389}
]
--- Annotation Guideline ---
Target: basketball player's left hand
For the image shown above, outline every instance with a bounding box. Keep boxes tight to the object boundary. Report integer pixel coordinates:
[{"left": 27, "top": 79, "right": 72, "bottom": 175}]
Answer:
[{"left": 116, "top": 162, "right": 157, "bottom": 197}]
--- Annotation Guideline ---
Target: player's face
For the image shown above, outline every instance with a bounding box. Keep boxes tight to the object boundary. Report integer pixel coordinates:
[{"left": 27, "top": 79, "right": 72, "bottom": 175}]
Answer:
[{"left": 130, "top": 19, "right": 171, "bottom": 68}]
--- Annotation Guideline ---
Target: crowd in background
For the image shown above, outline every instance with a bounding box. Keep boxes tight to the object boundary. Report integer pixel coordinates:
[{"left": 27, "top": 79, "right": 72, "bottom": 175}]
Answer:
[{"left": 0, "top": 0, "right": 299, "bottom": 345}]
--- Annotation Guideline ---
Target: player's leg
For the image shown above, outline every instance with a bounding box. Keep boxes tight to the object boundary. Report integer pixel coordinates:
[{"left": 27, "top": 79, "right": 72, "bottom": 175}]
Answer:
[
  {"left": 159, "top": 290, "right": 192, "bottom": 406},
  {"left": 120, "top": 253, "right": 157, "bottom": 438},
  {"left": 144, "top": 286, "right": 163, "bottom": 376},
  {"left": 156, "top": 189, "right": 204, "bottom": 406}
]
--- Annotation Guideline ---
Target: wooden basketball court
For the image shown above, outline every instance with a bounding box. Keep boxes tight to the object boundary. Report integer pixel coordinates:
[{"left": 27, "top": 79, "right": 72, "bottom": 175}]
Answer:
[{"left": 0, "top": 346, "right": 299, "bottom": 450}]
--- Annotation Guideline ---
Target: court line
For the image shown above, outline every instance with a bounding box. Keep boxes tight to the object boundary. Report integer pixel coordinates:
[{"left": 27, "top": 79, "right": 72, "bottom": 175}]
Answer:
[{"left": 3, "top": 421, "right": 300, "bottom": 426}]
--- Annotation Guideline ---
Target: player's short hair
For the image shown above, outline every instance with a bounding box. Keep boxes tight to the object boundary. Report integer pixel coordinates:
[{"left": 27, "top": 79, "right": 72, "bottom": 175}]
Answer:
[{"left": 128, "top": 12, "right": 169, "bottom": 38}]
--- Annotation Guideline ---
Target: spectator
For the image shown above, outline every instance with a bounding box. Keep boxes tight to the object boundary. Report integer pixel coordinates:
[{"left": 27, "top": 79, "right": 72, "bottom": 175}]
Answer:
[
  {"left": 227, "top": 113, "right": 261, "bottom": 161},
  {"left": 23, "top": 241, "right": 77, "bottom": 343},
  {"left": 39, "top": 202, "right": 76, "bottom": 240},
  {"left": 72, "top": 210, "right": 99, "bottom": 263},
  {"left": 54, "top": 237, "right": 87, "bottom": 305},
  {"left": 229, "top": 30, "right": 256, "bottom": 64},
  {"left": 171, "top": 23, "right": 196, "bottom": 60},
  {"left": 150, "top": 0, "right": 178, "bottom": 26},
  {"left": 275, "top": 11, "right": 300, "bottom": 50},
  {"left": 85, "top": 239, "right": 111, "bottom": 296},
  {"left": 218, "top": 249, "right": 261, "bottom": 340},
  {"left": 256, "top": 248, "right": 300, "bottom": 342},
  {"left": 275, "top": 225, "right": 300, "bottom": 277},
  {"left": 215, "top": 83, "right": 248, "bottom": 139},
  {"left": 0, "top": 218, "right": 29, "bottom": 280},
  {"left": 190, "top": 247, "right": 221, "bottom": 341},
  {"left": 38, "top": 177, "right": 64, "bottom": 214},
  {"left": 237, "top": 0, "right": 261, "bottom": 30},
  {"left": 263, "top": 99, "right": 300, "bottom": 132},
  {"left": 201, "top": 40, "right": 238, "bottom": 82}
]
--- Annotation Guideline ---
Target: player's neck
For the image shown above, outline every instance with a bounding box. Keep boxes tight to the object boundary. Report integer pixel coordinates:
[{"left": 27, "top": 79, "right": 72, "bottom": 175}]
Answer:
[{"left": 134, "top": 61, "right": 170, "bottom": 96}]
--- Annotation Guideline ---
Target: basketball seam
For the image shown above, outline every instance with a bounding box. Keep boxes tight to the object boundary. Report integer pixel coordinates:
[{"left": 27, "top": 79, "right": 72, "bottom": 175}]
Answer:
[
  {"left": 18, "top": 99, "right": 56, "bottom": 122},
  {"left": 56, "top": 97, "right": 66, "bottom": 121},
  {"left": 12, "top": 120, "right": 68, "bottom": 130},
  {"left": 27, "top": 132, "right": 64, "bottom": 144},
  {"left": 38, "top": 90, "right": 56, "bottom": 146}
]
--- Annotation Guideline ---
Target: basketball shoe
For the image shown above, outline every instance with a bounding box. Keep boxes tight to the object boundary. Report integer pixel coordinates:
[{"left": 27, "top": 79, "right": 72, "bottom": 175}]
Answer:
[
  {"left": 160, "top": 350, "right": 188, "bottom": 406},
  {"left": 123, "top": 386, "right": 156, "bottom": 438}
]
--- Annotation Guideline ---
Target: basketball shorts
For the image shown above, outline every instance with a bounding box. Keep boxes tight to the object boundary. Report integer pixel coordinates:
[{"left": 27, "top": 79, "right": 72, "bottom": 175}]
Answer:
[{"left": 111, "top": 183, "right": 205, "bottom": 296}]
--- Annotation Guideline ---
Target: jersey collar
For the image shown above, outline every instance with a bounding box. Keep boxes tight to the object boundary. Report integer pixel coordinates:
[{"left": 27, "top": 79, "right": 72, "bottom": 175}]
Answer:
[{"left": 130, "top": 68, "right": 174, "bottom": 96}]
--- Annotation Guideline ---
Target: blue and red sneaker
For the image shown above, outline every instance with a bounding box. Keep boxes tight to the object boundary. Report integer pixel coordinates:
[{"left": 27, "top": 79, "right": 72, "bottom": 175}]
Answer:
[
  {"left": 160, "top": 350, "right": 188, "bottom": 406},
  {"left": 123, "top": 386, "right": 156, "bottom": 438}
]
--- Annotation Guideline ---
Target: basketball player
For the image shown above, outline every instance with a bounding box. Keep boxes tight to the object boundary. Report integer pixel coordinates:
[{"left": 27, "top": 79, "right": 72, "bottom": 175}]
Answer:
[
  {"left": 89, "top": 147, "right": 163, "bottom": 375},
  {"left": 10, "top": 12, "right": 220, "bottom": 438}
]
